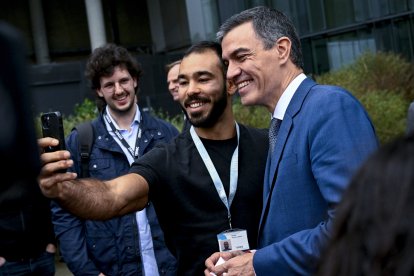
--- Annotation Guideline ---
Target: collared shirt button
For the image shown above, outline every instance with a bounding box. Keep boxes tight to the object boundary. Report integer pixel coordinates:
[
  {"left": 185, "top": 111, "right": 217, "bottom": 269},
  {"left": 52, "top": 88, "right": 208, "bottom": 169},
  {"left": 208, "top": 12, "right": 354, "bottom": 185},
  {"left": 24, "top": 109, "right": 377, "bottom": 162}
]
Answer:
[
  {"left": 144, "top": 139, "right": 148, "bottom": 143},
  {"left": 157, "top": 131, "right": 161, "bottom": 135},
  {"left": 93, "top": 164, "right": 97, "bottom": 169}
]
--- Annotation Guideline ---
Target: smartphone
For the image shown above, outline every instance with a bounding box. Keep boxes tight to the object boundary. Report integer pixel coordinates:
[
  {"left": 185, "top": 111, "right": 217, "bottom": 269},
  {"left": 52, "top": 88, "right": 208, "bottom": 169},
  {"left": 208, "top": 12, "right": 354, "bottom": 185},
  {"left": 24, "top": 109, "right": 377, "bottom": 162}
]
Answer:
[{"left": 41, "top": 111, "right": 66, "bottom": 152}]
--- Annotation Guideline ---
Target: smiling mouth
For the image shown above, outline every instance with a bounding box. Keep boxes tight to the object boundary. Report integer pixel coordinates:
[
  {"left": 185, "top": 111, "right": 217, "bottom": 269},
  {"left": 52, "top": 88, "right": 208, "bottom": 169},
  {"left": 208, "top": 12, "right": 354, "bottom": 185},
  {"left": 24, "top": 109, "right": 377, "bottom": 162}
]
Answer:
[
  {"left": 187, "top": 101, "right": 205, "bottom": 108},
  {"left": 115, "top": 94, "right": 128, "bottom": 101},
  {"left": 237, "top": 80, "right": 251, "bottom": 90}
]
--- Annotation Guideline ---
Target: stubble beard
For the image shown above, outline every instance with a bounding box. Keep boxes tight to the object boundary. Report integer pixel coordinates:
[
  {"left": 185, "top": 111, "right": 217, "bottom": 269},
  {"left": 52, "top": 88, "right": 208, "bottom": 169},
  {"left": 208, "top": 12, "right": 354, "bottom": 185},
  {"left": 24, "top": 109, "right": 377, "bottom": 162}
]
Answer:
[{"left": 189, "top": 89, "right": 227, "bottom": 128}]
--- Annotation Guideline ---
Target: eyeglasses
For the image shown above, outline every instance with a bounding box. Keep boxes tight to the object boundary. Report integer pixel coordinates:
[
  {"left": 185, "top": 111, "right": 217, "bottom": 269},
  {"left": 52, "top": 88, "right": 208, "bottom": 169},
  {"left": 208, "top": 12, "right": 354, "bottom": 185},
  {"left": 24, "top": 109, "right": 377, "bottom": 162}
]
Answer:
[{"left": 101, "top": 77, "right": 133, "bottom": 93}]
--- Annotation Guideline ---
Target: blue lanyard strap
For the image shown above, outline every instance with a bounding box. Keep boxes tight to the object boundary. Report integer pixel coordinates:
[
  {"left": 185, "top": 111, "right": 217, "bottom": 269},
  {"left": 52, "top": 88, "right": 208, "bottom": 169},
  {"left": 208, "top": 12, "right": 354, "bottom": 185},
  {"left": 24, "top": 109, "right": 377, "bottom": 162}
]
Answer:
[{"left": 190, "top": 123, "right": 240, "bottom": 228}]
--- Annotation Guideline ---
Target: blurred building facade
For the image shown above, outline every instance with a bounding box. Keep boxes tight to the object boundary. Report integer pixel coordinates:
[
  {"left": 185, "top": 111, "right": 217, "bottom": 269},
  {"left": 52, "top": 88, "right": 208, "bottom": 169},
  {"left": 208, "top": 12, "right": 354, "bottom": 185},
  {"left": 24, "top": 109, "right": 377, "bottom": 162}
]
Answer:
[{"left": 0, "top": 0, "right": 413, "bottom": 116}]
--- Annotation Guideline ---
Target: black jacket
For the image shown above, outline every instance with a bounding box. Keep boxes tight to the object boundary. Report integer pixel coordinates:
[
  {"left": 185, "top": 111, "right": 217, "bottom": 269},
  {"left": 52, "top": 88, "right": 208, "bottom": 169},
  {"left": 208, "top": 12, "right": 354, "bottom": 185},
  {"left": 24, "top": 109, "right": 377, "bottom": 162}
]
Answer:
[{"left": 0, "top": 21, "right": 55, "bottom": 261}]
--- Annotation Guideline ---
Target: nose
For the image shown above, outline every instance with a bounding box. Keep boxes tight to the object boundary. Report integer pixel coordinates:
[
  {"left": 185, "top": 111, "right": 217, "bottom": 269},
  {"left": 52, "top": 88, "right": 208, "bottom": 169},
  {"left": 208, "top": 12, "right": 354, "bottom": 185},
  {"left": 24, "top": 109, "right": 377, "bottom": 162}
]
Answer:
[
  {"left": 168, "top": 82, "right": 174, "bottom": 92},
  {"left": 186, "top": 81, "right": 200, "bottom": 96},
  {"left": 226, "top": 61, "right": 241, "bottom": 82},
  {"left": 114, "top": 82, "right": 124, "bottom": 94}
]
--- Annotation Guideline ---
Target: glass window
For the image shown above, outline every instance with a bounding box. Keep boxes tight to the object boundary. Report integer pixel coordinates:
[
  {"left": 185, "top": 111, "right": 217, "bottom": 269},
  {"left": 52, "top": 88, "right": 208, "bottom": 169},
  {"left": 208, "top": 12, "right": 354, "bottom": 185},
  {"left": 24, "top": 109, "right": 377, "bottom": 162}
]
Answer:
[
  {"left": 327, "top": 32, "right": 376, "bottom": 70},
  {"left": 353, "top": 0, "right": 370, "bottom": 22},
  {"left": 389, "top": 0, "right": 409, "bottom": 13},
  {"left": 311, "top": 38, "right": 330, "bottom": 74},
  {"left": 185, "top": 0, "right": 219, "bottom": 42},
  {"left": 115, "top": 0, "right": 152, "bottom": 49},
  {"left": 245, "top": 0, "right": 269, "bottom": 6},
  {"left": 43, "top": 0, "right": 90, "bottom": 58},
  {"left": 373, "top": 22, "right": 394, "bottom": 52},
  {"left": 308, "top": 0, "right": 326, "bottom": 32},
  {"left": 271, "top": 0, "right": 292, "bottom": 18},
  {"left": 394, "top": 19, "right": 413, "bottom": 61},
  {"left": 293, "top": 0, "right": 311, "bottom": 35},
  {"left": 369, "top": 0, "right": 390, "bottom": 17},
  {"left": 301, "top": 39, "right": 314, "bottom": 75},
  {"left": 161, "top": 0, "right": 191, "bottom": 50},
  {"left": 201, "top": 0, "right": 219, "bottom": 40},
  {"left": 324, "top": 0, "right": 355, "bottom": 28}
]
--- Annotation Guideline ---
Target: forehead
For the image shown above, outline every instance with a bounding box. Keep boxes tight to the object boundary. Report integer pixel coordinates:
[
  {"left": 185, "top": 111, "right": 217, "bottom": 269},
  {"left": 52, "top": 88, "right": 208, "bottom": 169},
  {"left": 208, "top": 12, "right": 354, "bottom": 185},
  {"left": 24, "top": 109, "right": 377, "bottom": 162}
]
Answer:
[
  {"left": 221, "top": 22, "right": 258, "bottom": 58},
  {"left": 101, "top": 66, "right": 129, "bottom": 80},
  {"left": 179, "top": 50, "right": 221, "bottom": 76},
  {"left": 167, "top": 64, "right": 180, "bottom": 78}
]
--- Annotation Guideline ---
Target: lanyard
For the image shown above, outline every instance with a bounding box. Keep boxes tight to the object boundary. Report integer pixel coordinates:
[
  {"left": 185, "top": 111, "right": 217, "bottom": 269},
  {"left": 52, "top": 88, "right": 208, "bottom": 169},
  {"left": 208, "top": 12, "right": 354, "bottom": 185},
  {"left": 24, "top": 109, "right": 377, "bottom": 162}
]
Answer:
[
  {"left": 190, "top": 123, "right": 240, "bottom": 229},
  {"left": 103, "top": 110, "right": 142, "bottom": 159}
]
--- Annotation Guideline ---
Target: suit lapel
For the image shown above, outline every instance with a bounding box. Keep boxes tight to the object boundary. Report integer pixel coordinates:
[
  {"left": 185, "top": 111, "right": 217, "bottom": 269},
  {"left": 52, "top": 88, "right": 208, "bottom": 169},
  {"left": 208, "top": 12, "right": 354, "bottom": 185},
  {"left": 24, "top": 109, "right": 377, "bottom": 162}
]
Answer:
[
  {"left": 263, "top": 152, "right": 272, "bottom": 198},
  {"left": 258, "top": 78, "right": 318, "bottom": 239}
]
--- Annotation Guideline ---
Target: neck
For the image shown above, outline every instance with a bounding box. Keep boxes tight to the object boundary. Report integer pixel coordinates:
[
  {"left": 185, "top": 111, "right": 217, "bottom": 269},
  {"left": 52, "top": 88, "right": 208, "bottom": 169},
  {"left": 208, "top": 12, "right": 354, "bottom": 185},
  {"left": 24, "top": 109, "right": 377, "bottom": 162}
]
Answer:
[
  {"left": 107, "top": 105, "right": 137, "bottom": 130},
  {"left": 268, "top": 68, "right": 303, "bottom": 113},
  {"left": 194, "top": 111, "right": 236, "bottom": 140}
]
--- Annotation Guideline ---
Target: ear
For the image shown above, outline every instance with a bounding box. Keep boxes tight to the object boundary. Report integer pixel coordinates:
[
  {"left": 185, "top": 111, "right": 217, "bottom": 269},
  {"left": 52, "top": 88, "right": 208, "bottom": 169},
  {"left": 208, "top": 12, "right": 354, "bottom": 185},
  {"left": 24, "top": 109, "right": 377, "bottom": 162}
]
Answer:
[
  {"left": 226, "top": 79, "right": 237, "bottom": 95},
  {"left": 96, "top": 88, "right": 104, "bottom": 97},
  {"left": 275, "top": 37, "right": 291, "bottom": 65},
  {"left": 133, "top": 77, "right": 138, "bottom": 89}
]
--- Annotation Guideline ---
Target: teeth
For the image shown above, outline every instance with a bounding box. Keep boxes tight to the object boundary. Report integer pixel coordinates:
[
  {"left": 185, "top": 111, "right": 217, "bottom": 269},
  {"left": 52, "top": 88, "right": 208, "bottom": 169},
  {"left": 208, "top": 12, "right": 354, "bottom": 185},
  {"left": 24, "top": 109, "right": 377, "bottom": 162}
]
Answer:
[
  {"left": 190, "top": 102, "right": 203, "bottom": 108},
  {"left": 238, "top": 81, "right": 250, "bottom": 89}
]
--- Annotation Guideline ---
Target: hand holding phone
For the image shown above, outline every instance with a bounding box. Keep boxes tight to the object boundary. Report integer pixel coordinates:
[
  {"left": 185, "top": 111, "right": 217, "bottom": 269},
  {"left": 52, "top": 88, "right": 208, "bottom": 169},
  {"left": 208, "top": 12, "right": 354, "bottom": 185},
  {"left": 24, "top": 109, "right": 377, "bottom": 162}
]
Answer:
[
  {"left": 41, "top": 111, "right": 66, "bottom": 152},
  {"left": 41, "top": 111, "right": 67, "bottom": 173}
]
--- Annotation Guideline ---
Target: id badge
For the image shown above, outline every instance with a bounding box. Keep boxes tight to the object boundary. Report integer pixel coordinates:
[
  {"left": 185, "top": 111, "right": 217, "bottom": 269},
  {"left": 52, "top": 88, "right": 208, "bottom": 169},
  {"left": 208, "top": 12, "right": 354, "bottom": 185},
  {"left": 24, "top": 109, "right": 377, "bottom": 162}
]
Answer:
[{"left": 217, "top": 229, "right": 249, "bottom": 252}]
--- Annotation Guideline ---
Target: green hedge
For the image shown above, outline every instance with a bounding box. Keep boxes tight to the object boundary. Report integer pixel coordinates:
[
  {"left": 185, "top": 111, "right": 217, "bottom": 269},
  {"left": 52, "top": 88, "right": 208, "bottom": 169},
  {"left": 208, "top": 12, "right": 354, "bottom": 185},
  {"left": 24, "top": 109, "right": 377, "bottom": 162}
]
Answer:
[{"left": 315, "top": 51, "right": 413, "bottom": 144}]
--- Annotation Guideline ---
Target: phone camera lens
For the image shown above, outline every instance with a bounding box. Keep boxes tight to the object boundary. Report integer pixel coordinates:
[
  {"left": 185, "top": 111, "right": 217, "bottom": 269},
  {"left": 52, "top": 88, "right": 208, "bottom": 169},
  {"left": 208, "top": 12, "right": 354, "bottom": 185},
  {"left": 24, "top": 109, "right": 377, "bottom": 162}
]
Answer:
[{"left": 42, "top": 116, "right": 50, "bottom": 128}]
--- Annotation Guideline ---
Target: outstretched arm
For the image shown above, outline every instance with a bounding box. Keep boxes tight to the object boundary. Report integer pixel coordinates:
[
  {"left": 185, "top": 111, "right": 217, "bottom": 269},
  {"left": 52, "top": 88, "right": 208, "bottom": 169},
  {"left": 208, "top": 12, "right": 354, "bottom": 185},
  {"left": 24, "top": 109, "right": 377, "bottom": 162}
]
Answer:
[{"left": 38, "top": 137, "right": 149, "bottom": 220}]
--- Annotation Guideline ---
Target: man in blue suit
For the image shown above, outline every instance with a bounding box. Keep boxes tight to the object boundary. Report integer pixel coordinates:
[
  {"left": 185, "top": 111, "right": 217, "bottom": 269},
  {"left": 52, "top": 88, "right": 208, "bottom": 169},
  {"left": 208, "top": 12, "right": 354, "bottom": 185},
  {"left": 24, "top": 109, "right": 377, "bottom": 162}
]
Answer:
[{"left": 205, "top": 6, "right": 379, "bottom": 275}]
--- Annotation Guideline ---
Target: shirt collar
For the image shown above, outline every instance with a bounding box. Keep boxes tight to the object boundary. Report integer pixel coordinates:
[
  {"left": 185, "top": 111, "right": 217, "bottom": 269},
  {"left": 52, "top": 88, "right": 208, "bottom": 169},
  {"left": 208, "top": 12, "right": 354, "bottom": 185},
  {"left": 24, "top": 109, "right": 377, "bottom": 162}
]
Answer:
[
  {"left": 104, "top": 104, "right": 141, "bottom": 131},
  {"left": 272, "top": 73, "right": 307, "bottom": 120}
]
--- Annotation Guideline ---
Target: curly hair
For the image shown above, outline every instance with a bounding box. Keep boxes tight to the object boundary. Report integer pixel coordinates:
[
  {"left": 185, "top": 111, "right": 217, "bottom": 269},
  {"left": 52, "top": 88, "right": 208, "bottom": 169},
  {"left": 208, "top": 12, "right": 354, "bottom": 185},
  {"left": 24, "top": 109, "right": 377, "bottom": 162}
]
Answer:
[
  {"left": 84, "top": 44, "right": 142, "bottom": 111},
  {"left": 317, "top": 133, "right": 414, "bottom": 276}
]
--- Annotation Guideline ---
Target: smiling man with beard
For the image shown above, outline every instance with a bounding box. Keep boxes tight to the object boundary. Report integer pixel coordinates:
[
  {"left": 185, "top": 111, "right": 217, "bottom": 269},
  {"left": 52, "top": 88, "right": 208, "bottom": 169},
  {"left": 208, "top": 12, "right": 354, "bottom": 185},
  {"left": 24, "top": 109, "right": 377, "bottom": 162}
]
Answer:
[{"left": 37, "top": 41, "right": 269, "bottom": 275}]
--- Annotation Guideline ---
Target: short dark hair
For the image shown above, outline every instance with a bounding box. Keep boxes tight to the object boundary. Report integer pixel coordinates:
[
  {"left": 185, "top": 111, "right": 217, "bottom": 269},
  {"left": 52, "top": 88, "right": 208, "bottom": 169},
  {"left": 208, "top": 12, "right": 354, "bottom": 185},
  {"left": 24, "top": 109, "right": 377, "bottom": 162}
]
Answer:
[
  {"left": 217, "top": 6, "right": 303, "bottom": 70},
  {"left": 183, "top": 41, "right": 226, "bottom": 77}
]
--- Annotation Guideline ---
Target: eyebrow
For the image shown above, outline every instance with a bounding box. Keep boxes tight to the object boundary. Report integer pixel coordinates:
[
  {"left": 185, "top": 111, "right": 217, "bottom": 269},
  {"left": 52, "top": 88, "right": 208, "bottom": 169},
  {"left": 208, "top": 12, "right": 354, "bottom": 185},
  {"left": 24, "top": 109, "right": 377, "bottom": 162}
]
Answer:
[
  {"left": 227, "top": 47, "right": 250, "bottom": 59},
  {"left": 178, "top": 70, "right": 213, "bottom": 79}
]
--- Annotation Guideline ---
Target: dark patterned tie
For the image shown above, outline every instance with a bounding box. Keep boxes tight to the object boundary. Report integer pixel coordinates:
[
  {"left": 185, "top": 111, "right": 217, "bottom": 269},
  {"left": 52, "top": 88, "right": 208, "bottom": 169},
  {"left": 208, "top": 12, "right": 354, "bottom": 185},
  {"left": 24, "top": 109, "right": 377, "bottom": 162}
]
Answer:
[{"left": 269, "top": 118, "right": 282, "bottom": 155}]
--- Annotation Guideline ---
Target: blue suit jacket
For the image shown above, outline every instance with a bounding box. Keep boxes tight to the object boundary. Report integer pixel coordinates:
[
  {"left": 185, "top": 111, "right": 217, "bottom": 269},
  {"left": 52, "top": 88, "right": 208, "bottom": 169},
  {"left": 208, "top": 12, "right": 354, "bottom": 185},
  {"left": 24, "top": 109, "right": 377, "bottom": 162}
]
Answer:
[{"left": 253, "top": 78, "right": 379, "bottom": 275}]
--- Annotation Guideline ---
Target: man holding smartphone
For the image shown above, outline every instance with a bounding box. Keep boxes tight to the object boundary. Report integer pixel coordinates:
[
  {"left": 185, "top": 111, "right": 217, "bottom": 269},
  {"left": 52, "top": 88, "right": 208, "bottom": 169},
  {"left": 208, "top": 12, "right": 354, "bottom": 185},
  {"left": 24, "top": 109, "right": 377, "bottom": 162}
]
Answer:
[
  {"left": 49, "top": 44, "right": 178, "bottom": 276},
  {"left": 37, "top": 41, "right": 269, "bottom": 275}
]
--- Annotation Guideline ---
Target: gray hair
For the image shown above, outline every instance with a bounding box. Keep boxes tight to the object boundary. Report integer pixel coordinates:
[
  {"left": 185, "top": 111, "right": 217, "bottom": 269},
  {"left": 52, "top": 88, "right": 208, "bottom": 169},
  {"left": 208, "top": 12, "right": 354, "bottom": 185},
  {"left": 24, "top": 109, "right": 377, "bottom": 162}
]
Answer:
[{"left": 217, "top": 6, "right": 303, "bottom": 70}]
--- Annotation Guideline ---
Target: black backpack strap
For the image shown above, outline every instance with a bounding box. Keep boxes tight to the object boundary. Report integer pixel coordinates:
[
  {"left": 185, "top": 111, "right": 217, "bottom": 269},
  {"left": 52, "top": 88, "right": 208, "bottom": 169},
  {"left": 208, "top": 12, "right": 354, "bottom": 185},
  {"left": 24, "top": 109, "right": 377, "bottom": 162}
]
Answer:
[{"left": 72, "top": 121, "right": 94, "bottom": 178}]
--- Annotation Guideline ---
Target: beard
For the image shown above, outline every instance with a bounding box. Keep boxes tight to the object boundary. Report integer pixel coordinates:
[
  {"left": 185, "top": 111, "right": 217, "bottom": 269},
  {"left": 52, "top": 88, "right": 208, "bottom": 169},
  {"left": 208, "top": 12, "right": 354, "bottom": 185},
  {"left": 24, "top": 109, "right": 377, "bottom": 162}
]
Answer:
[{"left": 188, "top": 88, "right": 228, "bottom": 128}]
